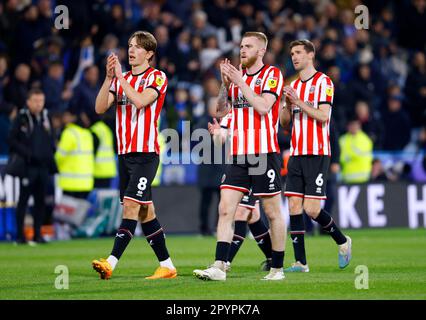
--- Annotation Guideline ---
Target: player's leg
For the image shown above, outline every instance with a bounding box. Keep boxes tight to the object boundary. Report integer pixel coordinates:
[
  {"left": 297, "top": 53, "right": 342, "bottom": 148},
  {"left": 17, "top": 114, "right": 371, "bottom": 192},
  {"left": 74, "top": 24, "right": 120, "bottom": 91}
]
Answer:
[
  {"left": 193, "top": 163, "right": 248, "bottom": 281},
  {"left": 92, "top": 155, "right": 134, "bottom": 279},
  {"left": 284, "top": 156, "right": 309, "bottom": 272},
  {"left": 226, "top": 203, "right": 250, "bottom": 269},
  {"left": 92, "top": 197, "right": 139, "bottom": 280},
  {"left": 303, "top": 156, "right": 352, "bottom": 269},
  {"left": 253, "top": 153, "right": 286, "bottom": 280},
  {"left": 139, "top": 203, "right": 177, "bottom": 279},
  {"left": 247, "top": 200, "right": 273, "bottom": 271}
]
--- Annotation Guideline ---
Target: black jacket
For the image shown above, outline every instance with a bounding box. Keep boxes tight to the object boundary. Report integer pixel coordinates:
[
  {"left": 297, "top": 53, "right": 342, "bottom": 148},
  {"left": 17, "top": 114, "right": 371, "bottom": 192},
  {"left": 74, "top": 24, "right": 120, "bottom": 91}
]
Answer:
[{"left": 7, "top": 108, "right": 57, "bottom": 176}]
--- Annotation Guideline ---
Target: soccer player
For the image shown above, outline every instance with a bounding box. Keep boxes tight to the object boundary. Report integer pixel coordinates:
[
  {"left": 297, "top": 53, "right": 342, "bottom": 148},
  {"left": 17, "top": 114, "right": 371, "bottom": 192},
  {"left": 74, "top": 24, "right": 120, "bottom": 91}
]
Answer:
[
  {"left": 208, "top": 117, "right": 273, "bottom": 272},
  {"left": 280, "top": 39, "right": 352, "bottom": 272},
  {"left": 193, "top": 32, "right": 286, "bottom": 281},
  {"left": 92, "top": 31, "right": 177, "bottom": 280}
]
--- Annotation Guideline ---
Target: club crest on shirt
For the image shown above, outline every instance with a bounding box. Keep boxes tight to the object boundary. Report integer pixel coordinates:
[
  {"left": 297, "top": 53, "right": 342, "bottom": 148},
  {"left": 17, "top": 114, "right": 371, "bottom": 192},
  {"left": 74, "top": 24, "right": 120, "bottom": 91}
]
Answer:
[
  {"left": 309, "top": 86, "right": 316, "bottom": 93},
  {"left": 267, "top": 77, "right": 278, "bottom": 88},
  {"left": 326, "top": 86, "right": 333, "bottom": 96},
  {"left": 138, "top": 79, "right": 146, "bottom": 88},
  {"left": 155, "top": 76, "right": 165, "bottom": 86},
  {"left": 255, "top": 78, "right": 262, "bottom": 86}
]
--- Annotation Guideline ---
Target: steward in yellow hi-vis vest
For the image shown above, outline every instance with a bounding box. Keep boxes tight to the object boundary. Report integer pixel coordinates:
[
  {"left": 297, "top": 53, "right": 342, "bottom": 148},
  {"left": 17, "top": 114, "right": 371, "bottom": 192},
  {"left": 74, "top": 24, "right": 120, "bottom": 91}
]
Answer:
[
  {"left": 90, "top": 120, "right": 117, "bottom": 187},
  {"left": 339, "top": 119, "right": 373, "bottom": 184},
  {"left": 55, "top": 115, "right": 94, "bottom": 194}
]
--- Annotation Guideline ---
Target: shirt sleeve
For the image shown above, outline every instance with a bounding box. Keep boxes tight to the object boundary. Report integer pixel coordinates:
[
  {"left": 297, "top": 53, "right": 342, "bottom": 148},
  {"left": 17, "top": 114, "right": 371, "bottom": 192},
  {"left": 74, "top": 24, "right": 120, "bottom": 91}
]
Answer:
[
  {"left": 262, "top": 67, "right": 284, "bottom": 99},
  {"left": 109, "top": 78, "right": 117, "bottom": 95},
  {"left": 146, "top": 71, "right": 168, "bottom": 96},
  {"left": 318, "top": 76, "right": 334, "bottom": 106},
  {"left": 220, "top": 108, "right": 233, "bottom": 129}
]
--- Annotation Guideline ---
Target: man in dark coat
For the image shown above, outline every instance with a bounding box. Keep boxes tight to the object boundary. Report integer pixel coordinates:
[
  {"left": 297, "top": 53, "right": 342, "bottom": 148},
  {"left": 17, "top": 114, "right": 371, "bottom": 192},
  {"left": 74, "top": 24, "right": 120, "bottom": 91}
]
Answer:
[{"left": 7, "top": 88, "right": 56, "bottom": 244}]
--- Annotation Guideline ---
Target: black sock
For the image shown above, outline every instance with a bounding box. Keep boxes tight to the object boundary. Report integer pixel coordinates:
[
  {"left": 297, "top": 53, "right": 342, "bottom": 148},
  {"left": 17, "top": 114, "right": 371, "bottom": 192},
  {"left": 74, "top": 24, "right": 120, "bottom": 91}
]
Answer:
[
  {"left": 290, "top": 214, "right": 307, "bottom": 265},
  {"left": 313, "top": 209, "right": 347, "bottom": 245},
  {"left": 215, "top": 241, "right": 230, "bottom": 262},
  {"left": 111, "top": 219, "right": 137, "bottom": 260},
  {"left": 248, "top": 218, "right": 272, "bottom": 259},
  {"left": 141, "top": 218, "right": 170, "bottom": 262},
  {"left": 271, "top": 250, "right": 285, "bottom": 269},
  {"left": 227, "top": 221, "right": 247, "bottom": 263}
]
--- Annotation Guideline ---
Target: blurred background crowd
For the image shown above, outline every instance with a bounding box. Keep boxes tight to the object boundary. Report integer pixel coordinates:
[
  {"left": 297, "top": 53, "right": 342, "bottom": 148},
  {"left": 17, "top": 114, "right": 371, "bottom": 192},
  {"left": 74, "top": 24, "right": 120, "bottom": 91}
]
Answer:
[{"left": 0, "top": 0, "right": 426, "bottom": 188}]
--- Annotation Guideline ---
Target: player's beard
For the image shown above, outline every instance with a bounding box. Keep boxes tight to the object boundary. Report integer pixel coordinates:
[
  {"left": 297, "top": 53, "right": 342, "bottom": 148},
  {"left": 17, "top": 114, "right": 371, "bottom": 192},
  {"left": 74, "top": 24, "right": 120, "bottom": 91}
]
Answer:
[{"left": 241, "top": 55, "right": 257, "bottom": 68}]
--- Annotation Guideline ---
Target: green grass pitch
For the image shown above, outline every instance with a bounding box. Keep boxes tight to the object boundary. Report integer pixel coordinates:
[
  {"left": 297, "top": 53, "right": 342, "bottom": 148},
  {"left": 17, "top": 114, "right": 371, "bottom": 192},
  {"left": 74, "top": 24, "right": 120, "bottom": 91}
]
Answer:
[{"left": 0, "top": 228, "right": 425, "bottom": 300}]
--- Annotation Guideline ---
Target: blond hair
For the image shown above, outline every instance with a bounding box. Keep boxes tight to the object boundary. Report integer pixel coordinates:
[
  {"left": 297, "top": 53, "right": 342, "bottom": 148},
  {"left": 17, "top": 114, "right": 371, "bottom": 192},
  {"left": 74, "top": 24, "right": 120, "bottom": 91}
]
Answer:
[{"left": 242, "top": 32, "right": 268, "bottom": 49}]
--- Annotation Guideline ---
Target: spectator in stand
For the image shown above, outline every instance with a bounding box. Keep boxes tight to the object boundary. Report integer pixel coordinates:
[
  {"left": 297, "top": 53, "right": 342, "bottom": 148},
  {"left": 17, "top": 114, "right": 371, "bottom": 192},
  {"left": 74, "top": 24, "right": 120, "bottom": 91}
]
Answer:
[
  {"left": 154, "top": 25, "right": 171, "bottom": 62},
  {"left": 0, "top": 54, "right": 9, "bottom": 103},
  {"left": 339, "top": 117, "right": 373, "bottom": 184},
  {"left": 174, "top": 88, "right": 191, "bottom": 144},
  {"left": 397, "top": 0, "right": 426, "bottom": 51},
  {"left": 382, "top": 94, "right": 411, "bottom": 151},
  {"left": 14, "top": 4, "right": 52, "bottom": 65},
  {"left": 137, "top": 1, "right": 162, "bottom": 34},
  {"left": 70, "top": 65, "right": 100, "bottom": 117},
  {"left": 200, "top": 35, "right": 223, "bottom": 72},
  {"left": 348, "top": 63, "right": 378, "bottom": 111},
  {"left": 327, "top": 65, "right": 350, "bottom": 133},
  {"left": 411, "top": 126, "right": 426, "bottom": 182},
  {"left": 337, "top": 36, "right": 359, "bottom": 83},
  {"left": 42, "top": 61, "right": 71, "bottom": 113},
  {"left": 354, "top": 100, "right": 384, "bottom": 150},
  {"left": 370, "top": 159, "right": 389, "bottom": 182},
  {"left": 404, "top": 51, "right": 426, "bottom": 128},
  {"left": 190, "top": 10, "right": 217, "bottom": 39},
  {"left": 5, "top": 63, "right": 31, "bottom": 110},
  {"left": 106, "top": 3, "right": 132, "bottom": 47},
  {"left": 172, "top": 30, "right": 201, "bottom": 83}
]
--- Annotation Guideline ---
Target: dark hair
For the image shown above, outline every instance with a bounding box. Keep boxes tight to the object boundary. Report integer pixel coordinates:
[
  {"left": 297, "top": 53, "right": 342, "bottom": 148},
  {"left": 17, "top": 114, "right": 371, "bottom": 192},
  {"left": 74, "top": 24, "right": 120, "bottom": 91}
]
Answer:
[
  {"left": 128, "top": 31, "right": 157, "bottom": 61},
  {"left": 27, "top": 88, "right": 44, "bottom": 99},
  {"left": 289, "top": 39, "right": 316, "bottom": 55}
]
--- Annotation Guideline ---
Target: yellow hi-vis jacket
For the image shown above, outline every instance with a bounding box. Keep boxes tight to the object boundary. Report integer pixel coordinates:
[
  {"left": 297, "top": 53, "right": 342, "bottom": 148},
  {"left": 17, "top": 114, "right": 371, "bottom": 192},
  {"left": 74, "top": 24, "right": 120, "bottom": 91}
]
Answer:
[
  {"left": 55, "top": 123, "right": 94, "bottom": 191},
  {"left": 339, "top": 130, "right": 373, "bottom": 184},
  {"left": 90, "top": 121, "right": 117, "bottom": 179}
]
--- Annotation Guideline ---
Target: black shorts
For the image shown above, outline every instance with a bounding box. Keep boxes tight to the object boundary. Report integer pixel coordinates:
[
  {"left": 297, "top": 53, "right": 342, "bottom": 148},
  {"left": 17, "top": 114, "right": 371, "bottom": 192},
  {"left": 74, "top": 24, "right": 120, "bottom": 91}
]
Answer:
[
  {"left": 239, "top": 189, "right": 259, "bottom": 209},
  {"left": 221, "top": 153, "right": 282, "bottom": 196},
  {"left": 118, "top": 152, "right": 159, "bottom": 205},
  {"left": 284, "top": 155, "right": 330, "bottom": 200}
]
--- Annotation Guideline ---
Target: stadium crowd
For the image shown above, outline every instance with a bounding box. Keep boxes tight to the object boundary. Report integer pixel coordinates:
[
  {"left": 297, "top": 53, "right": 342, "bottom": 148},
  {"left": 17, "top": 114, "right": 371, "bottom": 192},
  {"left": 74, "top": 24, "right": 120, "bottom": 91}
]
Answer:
[{"left": 0, "top": 0, "right": 425, "bottom": 185}]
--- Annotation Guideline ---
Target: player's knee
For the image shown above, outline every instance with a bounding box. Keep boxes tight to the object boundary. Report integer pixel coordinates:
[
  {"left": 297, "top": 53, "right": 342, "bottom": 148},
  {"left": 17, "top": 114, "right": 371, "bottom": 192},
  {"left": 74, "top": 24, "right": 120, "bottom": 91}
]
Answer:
[
  {"left": 289, "top": 198, "right": 303, "bottom": 214},
  {"left": 303, "top": 202, "right": 321, "bottom": 218},
  {"left": 218, "top": 201, "right": 234, "bottom": 220},
  {"left": 123, "top": 201, "right": 140, "bottom": 219},
  {"left": 262, "top": 202, "right": 279, "bottom": 220},
  {"left": 234, "top": 206, "right": 249, "bottom": 220}
]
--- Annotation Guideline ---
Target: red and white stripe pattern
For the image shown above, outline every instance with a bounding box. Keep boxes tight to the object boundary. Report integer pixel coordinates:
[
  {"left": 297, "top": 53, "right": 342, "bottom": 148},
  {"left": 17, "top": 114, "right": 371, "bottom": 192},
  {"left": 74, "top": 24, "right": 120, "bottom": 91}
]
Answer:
[
  {"left": 110, "top": 68, "right": 167, "bottom": 155},
  {"left": 228, "top": 65, "right": 284, "bottom": 155},
  {"left": 289, "top": 72, "right": 334, "bottom": 156}
]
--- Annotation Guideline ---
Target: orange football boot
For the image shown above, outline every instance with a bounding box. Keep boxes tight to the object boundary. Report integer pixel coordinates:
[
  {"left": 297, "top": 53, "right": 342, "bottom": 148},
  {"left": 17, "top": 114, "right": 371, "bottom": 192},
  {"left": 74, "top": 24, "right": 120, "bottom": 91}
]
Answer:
[
  {"left": 145, "top": 266, "right": 177, "bottom": 279},
  {"left": 92, "top": 258, "right": 113, "bottom": 280}
]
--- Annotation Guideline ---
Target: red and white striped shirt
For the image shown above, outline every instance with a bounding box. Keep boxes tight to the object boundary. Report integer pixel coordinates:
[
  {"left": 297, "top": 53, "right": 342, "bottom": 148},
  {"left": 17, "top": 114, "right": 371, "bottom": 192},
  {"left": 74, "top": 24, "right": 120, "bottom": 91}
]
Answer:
[
  {"left": 110, "top": 67, "right": 167, "bottom": 155},
  {"left": 227, "top": 65, "right": 284, "bottom": 155},
  {"left": 289, "top": 71, "right": 334, "bottom": 156}
]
